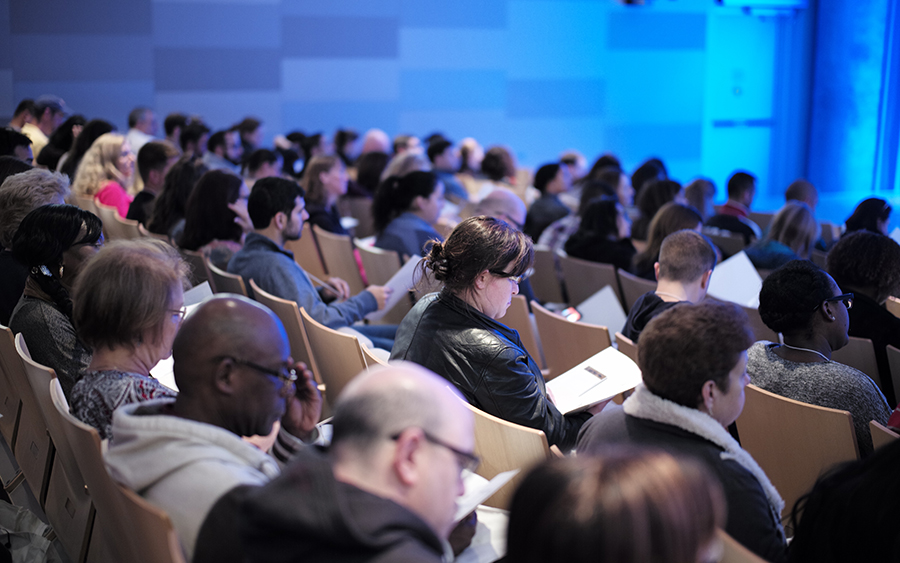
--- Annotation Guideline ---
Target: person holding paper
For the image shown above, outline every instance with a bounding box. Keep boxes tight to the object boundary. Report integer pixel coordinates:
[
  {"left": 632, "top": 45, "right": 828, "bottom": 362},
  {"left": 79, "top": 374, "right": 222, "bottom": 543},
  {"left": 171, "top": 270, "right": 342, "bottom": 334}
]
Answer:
[
  {"left": 392, "top": 216, "right": 596, "bottom": 452},
  {"left": 577, "top": 302, "right": 788, "bottom": 562}
]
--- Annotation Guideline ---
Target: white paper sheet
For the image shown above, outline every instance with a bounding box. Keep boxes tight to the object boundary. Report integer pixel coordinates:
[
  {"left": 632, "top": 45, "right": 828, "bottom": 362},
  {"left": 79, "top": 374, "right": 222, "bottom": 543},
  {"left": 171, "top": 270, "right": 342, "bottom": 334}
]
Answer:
[
  {"left": 365, "top": 255, "right": 423, "bottom": 321},
  {"left": 707, "top": 251, "right": 762, "bottom": 308},
  {"left": 455, "top": 469, "right": 519, "bottom": 523},
  {"left": 546, "top": 347, "right": 642, "bottom": 414},
  {"left": 183, "top": 281, "right": 213, "bottom": 306},
  {"left": 576, "top": 285, "right": 627, "bottom": 342}
]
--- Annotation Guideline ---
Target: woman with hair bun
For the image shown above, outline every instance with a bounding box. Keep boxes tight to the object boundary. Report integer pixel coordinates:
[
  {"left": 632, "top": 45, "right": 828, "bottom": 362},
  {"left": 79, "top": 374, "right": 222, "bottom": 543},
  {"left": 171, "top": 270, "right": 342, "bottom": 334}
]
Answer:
[
  {"left": 392, "top": 216, "right": 597, "bottom": 451},
  {"left": 372, "top": 171, "right": 445, "bottom": 259},
  {"left": 748, "top": 259, "right": 890, "bottom": 455}
]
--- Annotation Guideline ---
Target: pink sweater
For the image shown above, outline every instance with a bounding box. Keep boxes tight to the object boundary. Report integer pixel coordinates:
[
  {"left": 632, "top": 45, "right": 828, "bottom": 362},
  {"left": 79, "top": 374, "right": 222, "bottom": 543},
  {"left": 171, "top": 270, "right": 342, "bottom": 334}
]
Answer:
[{"left": 95, "top": 181, "right": 134, "bottom": 218}]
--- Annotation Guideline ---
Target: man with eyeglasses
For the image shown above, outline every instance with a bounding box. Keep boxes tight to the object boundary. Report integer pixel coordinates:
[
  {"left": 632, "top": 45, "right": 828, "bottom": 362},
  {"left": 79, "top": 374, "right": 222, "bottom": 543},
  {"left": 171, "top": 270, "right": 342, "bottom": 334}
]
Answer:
[
  {"left": 194, "top": 363, "right": 478, "bottom": 563},
  {"left": 105, "top": 295, "right": 324, "bottom": 560}
]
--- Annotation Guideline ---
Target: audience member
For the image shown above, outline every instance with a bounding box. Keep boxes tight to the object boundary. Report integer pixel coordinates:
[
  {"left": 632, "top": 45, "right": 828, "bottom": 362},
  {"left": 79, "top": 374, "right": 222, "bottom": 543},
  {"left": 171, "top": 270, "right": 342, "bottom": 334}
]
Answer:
[
  {"left": 333, "top": 128, "right": 359, "bottom": 167},
  {"left": 537, "top": 179, "right": 612, "bottom": 253},
  {"left": 105, "top": 295, "right": 323, "bottom": 559},
  {"left": 202, "top": 130, "right": 242, "bottom": 174},
  {"left": 685, "top": 177, "right": 716, "bottom": 221},
  {"left": 195, "top": 363, "right": 476, "bottom": 563},
  {"left": 146, "top": 157, "right": 207, "bottom": 242},
  {"left": 301, "top": 155, "right": 349, "bottom": 234},
  {"left": 373, "top": 171, "right": 445, "bottom": 259},
  {"left": 69, "top": 240, "right": 188, "bottom": 438},
  {"left": 35, "top": 114, "right": 85, "bottom": 171},
  {"left": 9, "top": 204, "right": 101, "bottom": 395},
  {"left": 21, "top": 95, "right": 68, "bottom": 159},
  {"left": 592, "top": 164, "right": 633, "bottom": 208},
  {"left": 523, "top": 163, "right": 572, "bottom": 241},
  {"left": 827, "top": 231, "right": 900, "bottom": 405},
  {"left": 633, "top": 202, "right": 703, "bottom": 280},
  {"left": 427, "top": 138, "right": 468, "bottom": 203},
  {"left": 630, "top": 157, "right": 667, "bottom": 200},
  {"left": 179, "top": 170, "right": 250, "bottom": 269},
  {"left": 71, "top": 132, "right": 135, "bottom": 217},
  {"left": 559, "top": 150, "right": 588, "bottom": 182},
  {"left": 622, "top": 229, "right": 717, "bottom": 342},
  {"left": 243, "top": 148, "right": 282, "bottom": 188},
  {"left": 392, "top": 216, "right": 596, "bottom": 451},
  {"left": 577, "top": 301, "right": 787, "bottom": 561},
  {"left": 705, "top": 171, "right": 762, "bottom": 245},
  {"left": 58, "top": 119, "right": 115, "bottom": 179},
  {"left": 632, "top": 179, "right": 683, "bottom": 242},
  {"left": 163, "top": 113, "right": 188, "bottom": 148},
  {"left": 380, "top": 151, "right": 430, "bottom": 182},
  {"left": 0, "top": 169, "right": 70, "bottom": 326},
  {"left": 564, "top": 196, "right": 636, "bottom": 273},
  {"left": 127, "top": 141, "right": 180, "bottom": 225},
  {"left": 8, "top": 99, "right": 34, "bottom": 132},
  {"left": 125, "top": 107, "right": 158, "bottom": 153},
  {"left": 506, "top": 449, "right": 724, "bottom": 563},
  {"left": 458, "top": 137, "right": 484, "bottom": 176},
  {"left": 392, "top": 134, "right": 421, "bottom": 155},
  {"left": 0, "top": 155, "right": 33, "bottom": 185},
  {"left": 745, "top": 202, "right": 818, "bottom": 271},
  {"left": 360, "top": 128, "right": 390, "bottom": 154},
  {"left": 476, "top": 145, "right": 517, "bottom": 201},
  {"left": 749, "top": 259, "right": 891, "bottom": 455},
  {"left": 0, "top": 127, "right": 33, "bottom": 163},
  {"left": 784, "top": 178, "right": 818, "bottom": 212},
  {"left": 180, "top": 121, "right": 210, "bottom": 159},
  {"left": 234, "top": 117, "right": 263, "bottom": 158},
  {"left": 844, "top": 197, "right": 891, "bottom": 236},
  {"left": 353, "top": 151, "right": 389, "bottom": 198},
  {"left": 227, "top": 177, "right": 395, "bottom": 350}
]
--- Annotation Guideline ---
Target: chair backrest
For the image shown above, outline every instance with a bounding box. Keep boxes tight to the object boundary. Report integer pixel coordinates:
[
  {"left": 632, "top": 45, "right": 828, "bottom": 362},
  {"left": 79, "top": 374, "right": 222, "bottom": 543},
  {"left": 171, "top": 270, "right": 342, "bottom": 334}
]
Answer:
[
  {"left": 0, "top": 324, "right": 22, "bottom": 448},
  {"left": 72, "top": 194, "right": 98, "bottom": 215},
  {"left": 615, "top": 332, "right": 639, "bottom": 364},
  {"left": 95, "top": 202, "right": 140, "bottom": 240},
  {"left": 531, "top": 300, "right": 612, "bottom": 380},
  {"left": 707, "top": 232, "right": 746, "bottom": 259},
  {"left": 748, "top": 212, "right": 775, "bottom": 232},
  {"left": 138, "top": 222, "right": 171, "bottom": 244},
  {"left": 249, "top": 280, "right": 319, "bottom": 384},
  {"left": 342, "top": 197, "right": 376, "bottom": 239},
  {"left": 735, "top": 384, "right": 859, "bottom": 520},
  {"left": 811, "top": 249, "right": 828, "bottom": 269},
  {"left": 886, "top": 345, "right": 900, "bottom": 407},
  {"left": 298, "top": 307, "right": 367, "bottom": 408},
  {"left": 284, "top": 223, "right": 329, "bottom": 281},
  {"left": 886, "top": 296, "right": 900, "bottom": 319},
  {"left": 467, "top": 402, "right": 552, "bottom": 509},
  {"left": 819, "top": 221, "right": 840, "bottom": 246},
  {"left": 831, "top": 336, "right": 882, "bottom": 391},
  {"left": 718, "top": 528, "right": 769, "bottom": 563},
  {"left": 617, "top": 269, "right": 657, "bottom": 311},
  {"left": 178, "top": 249, "right": 210, "bottom": 287},
  {"left": 529, "top": 246, "right": 565, "bottom": 304},
  {"left": 206, "top": 258, "right": 248, "bottom": 297},
  {"left": 501, "top": 295, "right": 545, "bottom": 369},
  {"left": 559, "top": 254, "right": 623, "bottom": 308},
  {"left": 361, "top": 344, "right": 389, "bottom": 369},
  {"left": 312, "top": 225, "right": 366, "bottom": 295},
  {"left": 50, "top": 384, "right": 186, "bottom": 563},
  {"left": 869, "top": 420, "right": 899, "bottom": 450},
  {"left": 353, "top": 240, "right": 401, "bottom": 285},
  {"left": 740, "top": 305, "right": 780, "bottom": 344}
]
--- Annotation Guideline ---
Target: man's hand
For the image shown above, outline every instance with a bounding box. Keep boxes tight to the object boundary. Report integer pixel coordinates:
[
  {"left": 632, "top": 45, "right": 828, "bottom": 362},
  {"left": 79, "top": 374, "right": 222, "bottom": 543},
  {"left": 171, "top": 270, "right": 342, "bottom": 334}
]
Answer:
[
  {"left": 227, "top": 201, "right": 254, "bottom": 234},
  {"left": 366, "top": 285, "right": 393, "bottom": 310},
  {"left": 281, "top": 362, "right": 323, "bottom": 442},
  {"left": 448, "top": 511, "right": 478, "bottom": 556},
  {"left": 321, "top": 277, "right": 351, "bottom": 301}
]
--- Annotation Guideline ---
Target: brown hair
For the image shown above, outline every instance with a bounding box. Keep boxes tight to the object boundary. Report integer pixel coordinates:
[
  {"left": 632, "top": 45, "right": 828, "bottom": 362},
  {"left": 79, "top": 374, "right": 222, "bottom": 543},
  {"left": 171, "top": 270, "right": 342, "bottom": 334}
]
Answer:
[
  {"left": 506, "top": 448, "right": 725, "bottom": 563},
  {"left": 423, "top": 216, "right": 533, "bottom": 294},
  {"left": 657, "top": 229, "right": 718, "bottom": 283},
  {"left": 634, "top": 202, "right": 703, "bottom": 275},
  {"left": 639, "top": 301, "right": 753, "bottom": 408},
  {"left": 73, "top": 239, "right": 190, "bottom": 351},
  {"left": 300, "top": 155, "right": 339, "bottom": 205}
]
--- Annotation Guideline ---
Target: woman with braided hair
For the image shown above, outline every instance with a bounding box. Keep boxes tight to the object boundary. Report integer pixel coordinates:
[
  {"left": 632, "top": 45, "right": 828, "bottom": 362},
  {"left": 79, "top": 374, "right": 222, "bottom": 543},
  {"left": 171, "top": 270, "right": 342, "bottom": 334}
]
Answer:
[
  {"left": 391, "top": 216, "right": 598, "bottom": 452},
  {"left": 372, "top": 171, "right": 445, "bottom": 260},
  {"left": 9, "top": 204, "right": 103, "bottom": 396},
  {"left": 747, "top": 259, "right": 890, "bottom": 456}
]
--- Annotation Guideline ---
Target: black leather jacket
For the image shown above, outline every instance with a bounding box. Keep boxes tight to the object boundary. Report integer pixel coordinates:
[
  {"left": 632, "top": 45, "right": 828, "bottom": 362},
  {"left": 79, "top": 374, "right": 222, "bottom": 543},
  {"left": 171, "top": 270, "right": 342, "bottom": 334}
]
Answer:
[{"left": 391, "top": 291, "right": 591, "bottom": 451}]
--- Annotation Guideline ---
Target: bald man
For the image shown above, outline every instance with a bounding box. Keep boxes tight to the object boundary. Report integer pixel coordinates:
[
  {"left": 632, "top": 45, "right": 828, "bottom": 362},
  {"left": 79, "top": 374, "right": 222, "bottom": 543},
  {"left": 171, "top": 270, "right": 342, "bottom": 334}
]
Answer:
[
  {"left": 105, "top": 295, "right": 323, "bottom": 560},
  {"left": 195, "top": 363, "right": 476, "bottom": 563}
]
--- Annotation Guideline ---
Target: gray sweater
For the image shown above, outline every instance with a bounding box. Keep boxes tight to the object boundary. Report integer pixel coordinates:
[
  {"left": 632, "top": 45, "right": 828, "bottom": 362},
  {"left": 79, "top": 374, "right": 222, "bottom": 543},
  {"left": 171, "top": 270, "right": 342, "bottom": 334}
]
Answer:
[{"left": 746, "top": 341, "right": 891, "bottom": 456}]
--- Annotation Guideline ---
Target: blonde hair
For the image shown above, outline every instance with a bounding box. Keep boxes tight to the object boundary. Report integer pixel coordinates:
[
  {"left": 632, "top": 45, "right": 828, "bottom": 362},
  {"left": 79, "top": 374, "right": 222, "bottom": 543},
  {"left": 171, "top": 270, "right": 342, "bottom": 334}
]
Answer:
[
  {"left": 766, "top": 201, "right": 819, "bottom": 260},
  {"left": 301, "top": 155, "right": 339, "bottom": 205},
  {"left": 71, "top": 133, "right": 132, "bottom": 197}
]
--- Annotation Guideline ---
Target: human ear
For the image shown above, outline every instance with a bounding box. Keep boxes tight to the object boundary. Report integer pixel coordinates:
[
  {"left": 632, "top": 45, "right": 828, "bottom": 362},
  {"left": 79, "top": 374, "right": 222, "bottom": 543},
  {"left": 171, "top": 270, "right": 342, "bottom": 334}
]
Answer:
[
  {"left": 472, "top": 270, "right": 490, "bottom": 291},
  {"left": 699, "top": 380, "right": 716, "bottom": 413},
  {"left": 213, "top": 358, "right": 238, "bottom": 395},
  {"left": 392, "top": 430, "right": 423, "bottom": 487}
]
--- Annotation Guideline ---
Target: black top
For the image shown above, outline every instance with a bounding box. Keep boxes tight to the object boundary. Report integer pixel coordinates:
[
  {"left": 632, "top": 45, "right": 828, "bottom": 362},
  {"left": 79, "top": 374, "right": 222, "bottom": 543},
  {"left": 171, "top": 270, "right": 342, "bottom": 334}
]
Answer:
[
  {"left": 621, "top": 292, "right": 682, "bottom": 343},
  {"left": 305, "top": 203, "right": 348, "bottom": 235},
  {"left": 0, "top": 250, "right": 29, "bottom": 326},
  {"left": 564, "top": 235, "right": 636, "bottom": 273},
  {"left": 524, "top": 194, "right": 570, "bottom": 242},
  {"left": 705, "top": 213, "right": 759, "bottom": 246},
  {"left": 126, "top": 191, "right": 156, "bottom": 225},
  {"left": 846, "top": 292, "right": 900, "bottom": 406}
]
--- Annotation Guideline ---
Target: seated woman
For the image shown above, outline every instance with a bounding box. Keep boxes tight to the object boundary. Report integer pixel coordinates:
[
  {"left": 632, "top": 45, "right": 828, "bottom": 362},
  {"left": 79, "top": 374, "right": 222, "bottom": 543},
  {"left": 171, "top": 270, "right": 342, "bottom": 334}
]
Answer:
[
  {"left": 506, "top": 449, "right": 725, "bottom": 563},
  {"left": 9, "top": 204, "right": 102, "bottom": 397},
  {"left": 564, "top": 196, "right": 636, "bottom": 272},
  {"left": 301, "top": 155, "right": 349, "bottom": 235},
  {"left": 69, "top": 240, "right": 190, "bottom": 439},
  {"left": 844, "top": 197, "right": 890, "bottom": 236},
  {"left": 538, "top": 179, "right": 614, "bottom": 254},
  {"left": 633, "top": 202, "right": 703, "bottom": 280},
  {"left": 178, "top": 169, "right": 250, "bottom": 270},
  {"left": 749, "top": 259, "right": 891, "bottom": 455},
  {"left": 373, "top": 171, "right": 445, "bottom": 259},
  {"left": 146, "top": 157, "right": 207, "bottom": 243},
  {"left": 745, "top": 202, "right": 818, "bottom": 271},
  {"left": 577, "top": 301, "right": 788, "bottom": 562},
  {"left": 685, "top": 178, "right": 716, "bottom": 222},
  {"left": 71, "top": 132, "right": 136, "bottom": 217},
  {"left": 631, "top": 179, "right": 683, "bottom": 242},
  {"left": 392, "top": 216, "right": 595, "bottom": 451}
]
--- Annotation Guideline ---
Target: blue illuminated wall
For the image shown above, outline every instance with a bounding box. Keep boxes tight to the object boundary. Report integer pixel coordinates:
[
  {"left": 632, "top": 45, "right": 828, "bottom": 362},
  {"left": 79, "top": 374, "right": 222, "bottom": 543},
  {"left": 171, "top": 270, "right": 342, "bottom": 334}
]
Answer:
[{"left": 0, "top": 0, "right": 818, "bottom": 210}]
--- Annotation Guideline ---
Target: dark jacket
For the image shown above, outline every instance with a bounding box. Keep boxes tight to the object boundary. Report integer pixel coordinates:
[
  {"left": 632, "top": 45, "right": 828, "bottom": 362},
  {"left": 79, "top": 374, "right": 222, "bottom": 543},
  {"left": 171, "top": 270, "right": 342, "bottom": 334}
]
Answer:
[
  {"left": 621, "top": 292, "right": 681, "bottom": 343},
  {"left": 846, "top": 292, "right": 900, "bottom": 406},
  {"left": 194, "top": 448, "right": 444, "bottom": 563},
  {"left": 564, "top": 235, "right": 636, "bottom": 273},
  {"left": 305, "top": 203, "right": 349, "bottom": 235},
  {"left": 391, "top": 291, "right": 590, "bottom": 451},
  {"left": 524, "top": 193, "right": 569, "bottom": 242}
]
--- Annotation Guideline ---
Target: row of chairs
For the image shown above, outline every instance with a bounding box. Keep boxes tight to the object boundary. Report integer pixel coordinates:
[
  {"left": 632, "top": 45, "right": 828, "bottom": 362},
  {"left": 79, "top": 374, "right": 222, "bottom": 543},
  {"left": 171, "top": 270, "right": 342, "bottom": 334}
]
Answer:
[{"left": 0, "top": 324, "right": 185, "bottom": 563}]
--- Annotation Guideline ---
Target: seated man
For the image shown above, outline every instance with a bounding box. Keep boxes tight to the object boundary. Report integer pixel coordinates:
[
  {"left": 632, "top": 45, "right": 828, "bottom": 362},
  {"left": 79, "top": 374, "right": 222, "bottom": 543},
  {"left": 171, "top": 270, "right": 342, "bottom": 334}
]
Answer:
[
  {"left": 243, "top": 148, "right": 282, "bottom": 188},
  {"left": 704, "top": 171, "right": 762, "bottom": 245},
  {"left": 427, "top": 138, "right": 468, "bottom": 204},
  {"left": 127, "top": 140, "right": 180, "bottom": 224},
  {"left": 621, "top": 230, "right": 717, "bottom": 342},
  {"left": 227, "top": 177, "right": 395, "bottom": 350},
  {"left": 104, "top": 295, "right": 323, "bottom": 560},
  {"left": 202, "top": 129, "right": 242, "bottom": 174},
  {"left": 195, "top": 363, "right": 476, "bottom": 563},
  {"left": 523, "top": 163, "right": 572, "bottom": 242}
]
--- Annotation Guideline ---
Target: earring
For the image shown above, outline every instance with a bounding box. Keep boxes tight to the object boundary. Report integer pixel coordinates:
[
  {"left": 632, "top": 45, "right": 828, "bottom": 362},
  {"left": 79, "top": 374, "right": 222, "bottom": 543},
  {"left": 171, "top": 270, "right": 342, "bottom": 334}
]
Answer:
[{"left": 59, "top": 265, "right": 64, "bottom": 277}]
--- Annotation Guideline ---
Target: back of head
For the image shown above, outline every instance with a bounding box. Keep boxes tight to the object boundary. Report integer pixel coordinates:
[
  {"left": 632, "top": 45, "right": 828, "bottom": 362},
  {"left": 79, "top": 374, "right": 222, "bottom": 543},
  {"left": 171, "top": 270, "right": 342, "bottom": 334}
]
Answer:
[
  {"left": 425, "top": 215, "right": 533, "bottom": 294},
  {"left": 180, "top": 170, "right": 244, "bottom": 250},
  {"left": 658, "top": 229, "right": 717, "bottom": 283},
  {"left": 473, "top": 187, "right": 527, "bottom": 228},
  {"left": 361, "top": 129, "right": 390, "bottom": 154},
  {"left": 845, "top": 197, "right": 891, "bottom": 234},
  {"left": 392, "top": 134, "right": 415, "bottom": 155},
  {"left": 137, "top": 141, "right": 179, "bottom": 184},
  {"left": 0, "top": 155, "right": 33, "bottom": 188},
  {"left": 380, "top": 152, "right": 429, "bottom": 182},
  {"left": 248, "top": 176, "right": 304, "bottom": 230},
  {"left": 827, "top": 230, "right": 900, "bottom": 304},
  {"left": 758, "top": 260, "right": 833, "bottom": 335},
  {"left": 245, "top": 149, "right": 279, "bottom": 176},
  {"left": 147, "top": 157, "right": 207, "bottom": 235},
  {"left": 784, "top": 178, "right": 818, "bottom": 207},
  {"left": 128, "top": 107, "right": 150, "bottom": 129},
  {"left": 13, "top": 99, "right": 35, "bottom": 120},
  {"left": 481, "top": 146, "right": 515, "bottom": 182},
  {"left": 639, "top": 301, "right": 752, "bottom": 408},
  {"left": 180, "top": 122, "right": 210, "bottom": 152},
  {"left": 533, "top": 163, "right": 560, "bottom": 194},
  {"left": 235, "top": 117, "right": 261, "bottom": 137},
  {"left": 766, "top": 201, "right": 818, "bottom": 258},
  {"left": 164, "top": 113, "right": 188, "bottom": 137},
  {"left": 577, "top": 180, "right": 616, "bottom": 216},
  {"left": 300, "top": 155, "right": 339, "bottom": 205},
  {"left": 506, "top": 449, "right": 724, "bottom": 563},
  {"left": 355, "top": 151, "right": 390, "bottom": 193},
  {"left": 637, "top": 179, "right": 682, "bottom": 220},
  {"left": 0, "top": 169, "right": 71, "bottom": 248},
  {"left": 726, "top": 171, "right": 756, "bottom": 200},
  {"left": 0, "top": 127, "right": 32, "bottom": 157},
  {"left": 372, "top": 171, "right": 439, "bottom": 232},
  {"left": 207, "top": 130, "right": 228, "bottom": 154},
  {"left": 637, "top": 203, "right": 703, "bottom": 270},
  {"left": 426, "top": 139, "right": 452, "bottom": 164},
  {"left": 631, "top": 158, "right": 667, "bottom": 196},
  {"left": 61, "top": 119, "right": 115, "bottom": 178},
  {"left": 578, "top": 196, "right": 620, "bottom": 238},
  {"left": 73, "top": 239, "right": 189, "bottom": 352},
  {"left": 587, "top": 154, "right": 622, "bottom": 179},
  {"left": 71, "top": 132, "right": 126, "bottom": 196},
  {"left": 684, "top": 178, "right": 716, "bottom": 220}
]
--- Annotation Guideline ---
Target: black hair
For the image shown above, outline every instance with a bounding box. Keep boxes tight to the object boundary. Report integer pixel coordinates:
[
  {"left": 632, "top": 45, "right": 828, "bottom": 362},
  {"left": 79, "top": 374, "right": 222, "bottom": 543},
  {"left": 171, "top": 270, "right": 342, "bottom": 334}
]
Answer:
[
  {"left": 180, "top": 122, "right": 210, "bottom": 152},
  {"left": 179, "top": 169, "right": 243, "bottom": 250},
  {"left": 36, "top": 114, "right": 86, "bottom": 170},
  {"left": 245, "top": 149, "right": 279, "bottom": 175},
  {"left": 575, "top": 196, "right": 620, "bottom": 239},
  {"left": 827, "top": 230, "right": 900, "bottom": 304},
  {"left": 758, "top": 260, "right": 835, "bottom": 335},
  {"left": 355, "top": 151, "right": 390, "bottom": 195},
  {"left": 372, "top": 171, "right": 439, "bottom": 233},
  {"left": 631, "top": 158, "right": 667, "bottom": 196},
  {"left": 13, "top": 99, "right": 34, "bottom": 118},
  {"left": 248, "top": 177, "right": 305, "bottom": 230},
  {"left": 0, "top": 155, "right": 33, "bottom": 186},
  {"left": 128, "top": 107, "right": 151, "bottom": 128},
  {"left": 427, "top": 139, "right": 453, "bottom": 163},
  {"left": 59, "top": 119, "right": 115, "bottom": 179},
  {"left": 727, "top": 171, "right": 756, "bottom": 200},
  {"left": 207, "top": 130, "right": 228, "bottom": 153},
  {"left": 0, "top": 127, "right": 32, "bottom": 157},
  {"left": 533, "top": 163, "right": 561, "bottom": 194},
  {"left": 147, "top": 157, "right": 207, "bottom": 237},
  {"left": 845, "top": 197, "right": 891, "bottom": 235},
  {"left": 164, "top": 113, "right": 188, "bottom": 137},
  {"left": 137, "top": 141, "right": 177, "bottom": 184}
]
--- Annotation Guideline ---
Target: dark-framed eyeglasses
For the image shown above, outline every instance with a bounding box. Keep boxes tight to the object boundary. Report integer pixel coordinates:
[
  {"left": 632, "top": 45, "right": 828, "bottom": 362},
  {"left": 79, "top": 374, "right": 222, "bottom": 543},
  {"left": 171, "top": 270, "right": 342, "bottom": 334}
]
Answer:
[
  {"left": 489, "top": 268, "right": 533, "bottom": 285},
  {"left": 217, "top": 356, "right": 298, "bottom": 384},
  {"left": 813, "top": 293, "right": 853, "bottom": 311},
  {"left": 391, "top": 429, "right": 480, "bottom": 473},
  {"left": 168, "top": 306, "right": 187, "bottom": 322}
]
